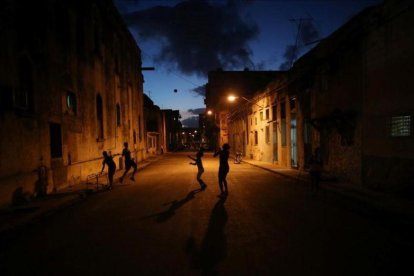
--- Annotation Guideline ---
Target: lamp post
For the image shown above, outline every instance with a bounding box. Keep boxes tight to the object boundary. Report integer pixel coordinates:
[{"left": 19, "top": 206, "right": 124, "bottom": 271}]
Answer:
[{"left": 227, "top": 94, "right": 264, "bottom": 109}]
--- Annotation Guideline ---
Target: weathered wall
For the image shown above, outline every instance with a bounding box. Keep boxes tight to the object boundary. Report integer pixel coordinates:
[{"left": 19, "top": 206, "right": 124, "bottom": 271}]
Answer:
[
  {"left": 362, "top": 1, "right": 414, "bottom": 193},
  {"left": 0, "top": 0, "right": 145, "bottom": 206}
]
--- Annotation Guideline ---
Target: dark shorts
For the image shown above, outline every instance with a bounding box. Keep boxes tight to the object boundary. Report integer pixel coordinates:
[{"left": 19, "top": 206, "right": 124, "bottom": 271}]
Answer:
[{"left": 125, "top": 160, "right": 137, "bottom": 170}]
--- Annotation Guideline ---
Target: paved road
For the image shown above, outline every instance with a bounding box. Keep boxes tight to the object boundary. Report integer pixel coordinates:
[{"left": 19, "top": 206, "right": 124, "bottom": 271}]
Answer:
[{"left": 0, "top": 152, "right": 411, "bottom": 275}]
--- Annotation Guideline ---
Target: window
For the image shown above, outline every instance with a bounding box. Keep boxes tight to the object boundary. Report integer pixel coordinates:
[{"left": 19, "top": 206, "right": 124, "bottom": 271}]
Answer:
[
  {"left": 281, "top": 101, "right": 286, "bottom": 146},
  {"left": 254, "top": 131, "right": 258, "bottom": 145},
  {"left": 260, "top": 111, "right": 263, "bottom": 121},
  {"left": 133, "top": 129, "right": 137, "bottom": 144},
  {"left": 15, "top": 57, "right": 33, "bottom": 110},
  {"left": 66, "top": 92, "right": 77, "bottom": 115},
  {"left": 138, "top": 115, "right": 142, "bottom": 141},
  {"left": 272, "top": 105, "right": 277, "bottom": 121},
  {"left": 290, "top": 97, "right": 296, "bottom": 112},
  {"left": 390, "top": 115, "right": 411, "bottom": 137},
  {"left": 96, "top": 94, "right": 104, "bottom": 139},
  {"left": 116, "top": 104, "right": 121, "bottom": 126},
  {"left": 255, "top": 117, "right": 257, "bottom": 125},
  {"left": 50, "top": 123, "right": 62, "bottom": 158},
  {"left": 265, "top": 126, "right": 270, "bottom": 143},
  {"left": 265, "top": 109, "right": 270, "bottom": 120}
]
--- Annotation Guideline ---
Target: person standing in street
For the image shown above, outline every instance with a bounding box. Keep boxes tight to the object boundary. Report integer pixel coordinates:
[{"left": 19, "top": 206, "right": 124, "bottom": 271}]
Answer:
[
  {"left": 101, "top": 151, "right": 116, "bottom": 190},
  {"left": 120, "top": 142, "right": 137, "bottom": 183},
  {"left": 214, "top": 143, "right": 230, "bottom": 197},
  {"left": 188, "top": 147, "right": 207, "bottom": 190},
  {"left": 307, "top": 147, "right": 322, "bottom": 193}
]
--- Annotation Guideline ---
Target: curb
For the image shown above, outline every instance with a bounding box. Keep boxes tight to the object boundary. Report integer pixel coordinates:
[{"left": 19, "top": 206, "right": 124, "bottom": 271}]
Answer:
[
  {"left": 0, "top": 192, "right": 84, "bottom": 235},
  {"left": 0, "top": 155, "right": 164, "bottom": 236},
  {"left": 241, "top": 159, "right": 414, "bottom": 225}
]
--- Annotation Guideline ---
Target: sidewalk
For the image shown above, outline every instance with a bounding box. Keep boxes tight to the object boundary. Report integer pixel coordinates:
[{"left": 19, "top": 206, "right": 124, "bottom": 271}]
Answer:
[
  {"left": 0, "top": 154, "right": 164, "bottom": 234},
  {"left": 240, "top": 158, "right": 414, "bottom": 225}
]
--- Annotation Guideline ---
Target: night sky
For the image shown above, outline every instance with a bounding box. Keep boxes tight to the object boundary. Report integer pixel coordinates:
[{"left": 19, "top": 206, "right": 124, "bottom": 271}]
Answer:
[{"left": 114, "top": 0, "right": 382, "bottom": 127}]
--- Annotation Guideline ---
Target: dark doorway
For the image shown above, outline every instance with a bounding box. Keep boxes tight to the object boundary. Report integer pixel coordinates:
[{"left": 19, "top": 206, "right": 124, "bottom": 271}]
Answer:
[{"left": 50, "top": 123, "right": 62, "bottom": 158}]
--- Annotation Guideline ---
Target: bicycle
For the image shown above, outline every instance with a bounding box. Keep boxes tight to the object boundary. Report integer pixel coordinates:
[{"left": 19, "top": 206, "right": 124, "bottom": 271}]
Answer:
[{"left": 234, "top": 151, "right": 243, "bottom": 164}]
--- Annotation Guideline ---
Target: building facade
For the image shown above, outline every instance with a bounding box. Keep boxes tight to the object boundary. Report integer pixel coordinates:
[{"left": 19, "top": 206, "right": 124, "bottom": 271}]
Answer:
[
  {"left": 143, "top": 94, "right": 164, "bottom": 155},
  {"left": 205, "top": 69, "right": 279, "bottom": 149},
  {"left": 218, "top": 0, "right": 414, "bottom": 195},
  {"left": 0, "top": 0, "right": 145, "bottom": 206},
  {"left": 161, "top": 109, "right": 182, "bottom": 151}
]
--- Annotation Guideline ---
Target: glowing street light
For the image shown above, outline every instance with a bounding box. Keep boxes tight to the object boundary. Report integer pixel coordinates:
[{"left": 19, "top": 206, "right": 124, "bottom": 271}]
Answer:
[
  {"left": 227, "top": 94, "right": 263, "bottom": 108},
  {"left": 207, "top": 110, "right": 213, "bottom": 115},
  {"left": 227, "top": 95, "right": 238, "bottom": 102}
]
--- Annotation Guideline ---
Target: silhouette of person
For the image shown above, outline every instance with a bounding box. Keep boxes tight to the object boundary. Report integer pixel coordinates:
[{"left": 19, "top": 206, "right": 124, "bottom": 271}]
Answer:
[
  {"left": 214, "top": 143, "right": 230, "bottom": 196},
  {"left": 188, "top": 147, "right": 207, "bottom": 189},
  {"left": 307, "top": 147, "right": 322, "bottom": 193},
  {"left": 120, "top": 142, "right": 137, "bottom": 183},
  {"left": 101, "top": 151, "right": 116, "bottom": 189}
]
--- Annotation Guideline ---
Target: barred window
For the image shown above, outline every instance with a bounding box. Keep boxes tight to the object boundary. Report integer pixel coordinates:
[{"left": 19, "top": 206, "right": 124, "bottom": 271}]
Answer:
[{"left": 390, "top": 115, "right": 411, "bottom": 137}]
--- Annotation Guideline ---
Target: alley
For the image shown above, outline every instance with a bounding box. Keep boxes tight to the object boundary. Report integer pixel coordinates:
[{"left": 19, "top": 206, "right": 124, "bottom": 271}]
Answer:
[{"left": 0, "top": 152, "right": 411, "bottom": 275}]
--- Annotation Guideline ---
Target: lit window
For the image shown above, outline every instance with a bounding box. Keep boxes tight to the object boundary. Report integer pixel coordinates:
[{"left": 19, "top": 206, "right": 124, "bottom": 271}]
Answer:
[{"left": 390, "top": 115, "right": 411, "bottom": 137}]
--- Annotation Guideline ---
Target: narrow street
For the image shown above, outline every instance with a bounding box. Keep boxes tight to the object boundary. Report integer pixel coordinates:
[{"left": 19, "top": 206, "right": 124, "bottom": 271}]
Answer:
[{"left": 0, "top": 153, "right": 411, "bottom": 275}]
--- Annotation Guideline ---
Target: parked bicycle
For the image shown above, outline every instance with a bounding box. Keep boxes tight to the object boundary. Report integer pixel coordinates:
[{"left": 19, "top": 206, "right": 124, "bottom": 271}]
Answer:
[{"left": 234, "top": 151, "right": 243, "bottom": 164}]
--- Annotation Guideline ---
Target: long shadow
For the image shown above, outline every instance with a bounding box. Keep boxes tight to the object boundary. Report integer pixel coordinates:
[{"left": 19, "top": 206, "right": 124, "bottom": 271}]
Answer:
[
  {"left": 140, "top": 188, "right": 204, "bottom": 223},
  {"left": 187, "top": 196, "right": 228, "bottom": 275}
]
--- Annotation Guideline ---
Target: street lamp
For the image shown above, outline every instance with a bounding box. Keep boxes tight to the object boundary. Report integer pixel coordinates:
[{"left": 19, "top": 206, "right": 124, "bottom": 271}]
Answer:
[
  {"left": 207, "top": 110, "right": 213, "bottom": 116},
  {"left": 227, "top": 95, "right": 238, "bottom": 102},
  {"left": 227, "top": 94, "right": 263, "bottom": 108}
]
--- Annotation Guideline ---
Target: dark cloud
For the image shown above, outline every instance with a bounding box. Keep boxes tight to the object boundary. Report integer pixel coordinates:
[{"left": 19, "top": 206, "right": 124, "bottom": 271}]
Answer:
[
  {"left": 123, "top": 0, "right": 259, "bottom": 77},
  {"left": 279, "top": 20, "right": 319, "bottom": 70},
  {"left": 188, "top": 108, "right": 205, "bottom": 115},
  {"left": 190, "top": 84, "right": 206, "bottom": 97},
  {"left": 181, "top": 116, "right": 199, "bottom": 128},
  {"left": 114, "top": 0, "right": 141, "bottom": 14}
]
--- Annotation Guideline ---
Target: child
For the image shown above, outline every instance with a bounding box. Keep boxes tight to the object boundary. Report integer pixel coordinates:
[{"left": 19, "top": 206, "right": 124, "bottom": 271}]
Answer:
[
  {"left": 120, "top": 142, "right": 138, "bottom": 183},
  {"left": 188, "top": 147, "right": 207, "bottom": 189},
  {"left": 101, "top": 151, "right": 116, "bottom": 189},
  {"left": 214, "top": 143, "right": 230, "bottom": 197}
]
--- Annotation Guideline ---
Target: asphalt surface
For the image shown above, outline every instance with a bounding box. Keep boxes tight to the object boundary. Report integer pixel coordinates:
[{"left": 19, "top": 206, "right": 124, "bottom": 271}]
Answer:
[{"left": 0, "top": 152, "right": 412, "bottom": 275}]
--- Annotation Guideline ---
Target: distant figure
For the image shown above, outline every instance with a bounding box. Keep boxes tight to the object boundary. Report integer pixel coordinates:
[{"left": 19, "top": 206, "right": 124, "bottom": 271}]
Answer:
[
  {"left": 214, "top": 143, "right": 230, "bottom": 197},
  {"left": 161, "top": 146, "right": 164, "bottom": 154},
  {"left": 101, "top": 151, "right": 116, "bottom": 189},
  {"left": 307, "top": 147, "right": 322, "bottom": 193},
  {"left": 188, "top": 147, "right": 207, "bottom": 189},
  {"left": 120, "top": 142, "right": 138, "bottom": 183}
]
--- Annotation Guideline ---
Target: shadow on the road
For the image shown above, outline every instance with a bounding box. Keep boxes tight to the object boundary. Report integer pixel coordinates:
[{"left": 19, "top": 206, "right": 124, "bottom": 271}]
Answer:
[
  {"left": 186, "top": 196, "right": 228, "bottom": 275},
  {"left": 139, "top": 188, "right": 205, "bottom": 223}
]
